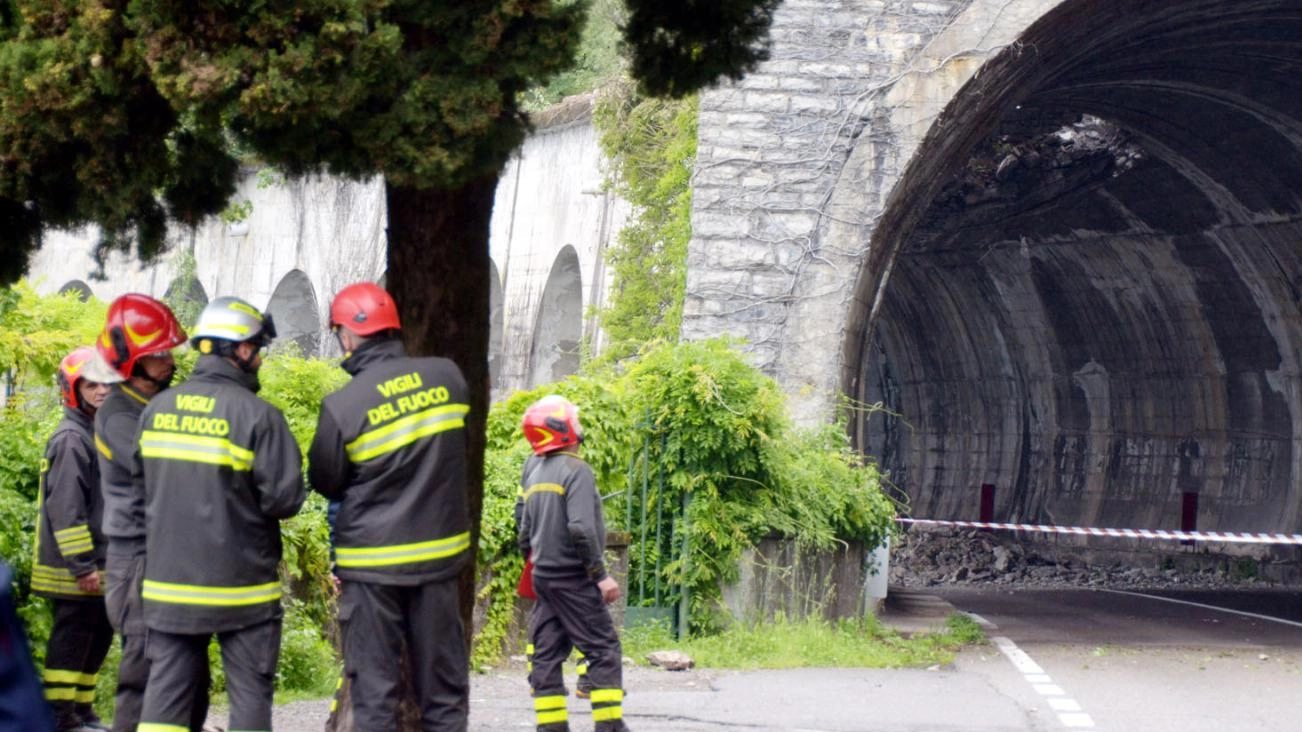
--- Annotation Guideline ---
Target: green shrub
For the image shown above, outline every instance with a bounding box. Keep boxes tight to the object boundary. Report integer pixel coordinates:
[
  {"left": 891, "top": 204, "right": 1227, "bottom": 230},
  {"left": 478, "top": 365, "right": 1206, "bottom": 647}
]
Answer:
[
  {"left": 276, "top": 599, "right": 340, "bottom": 695},
  {"left": 480, "top": 339, "right": 896, "bottom": 639}
]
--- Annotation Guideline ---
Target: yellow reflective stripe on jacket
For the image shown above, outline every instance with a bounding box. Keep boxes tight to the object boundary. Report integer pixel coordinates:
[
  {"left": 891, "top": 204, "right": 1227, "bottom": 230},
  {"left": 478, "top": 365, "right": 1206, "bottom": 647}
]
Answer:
[
  {"left": 140, "top": 430, "right": 254, "bottom": 471},
  {"left": 30, "top": 565, "right": 98, "bottom": 596},
  {"left": 523, "top": 483, "right": 565, "bottom": 500},
  {"left": 54, "top": 524, "right": 93, "bottom": 556},
  {"left": 335, "top": 531, "right": 471, "bottom": 569},
  {"left": 94, "top": 433, "right": 112, "bottom": 460},
  {"left": 122, "top": 384, "right": 149, "bottom": 405},
  {"left": 142, "top": 579, "right": 281, "bottom": 607},
  {"left": 138, "top": 724, "right": 188, "bottom": 732},
  {"left": 44, "top": 686, "right": 77, "bottom": 701},
  {"left": 42, "top": 668, "right": 84, "bottom": 685},
  {"left": 345, "top": 404, "right": 469, "bottom": 463},
  {"left": 54, "top": 525, "right": 91, "bottom": 541}
]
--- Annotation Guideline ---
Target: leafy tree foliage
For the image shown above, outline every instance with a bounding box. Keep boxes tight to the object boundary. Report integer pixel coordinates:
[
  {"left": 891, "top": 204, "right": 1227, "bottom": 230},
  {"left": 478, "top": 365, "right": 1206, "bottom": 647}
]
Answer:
[
  {"left": 524, "top": 0, "right": 628, "bottom": 109},
  {"left": 625, "top": 0, "right": 781, "bottom": 98},
  {"left": 0, "top": 3, "right": 778, "bottom": 704},
  {"left": 0, "top": 280, "right": 104, "bottom": 392},
  {"left": 0, "top": 0, "right": 775, "bottom": 267}
]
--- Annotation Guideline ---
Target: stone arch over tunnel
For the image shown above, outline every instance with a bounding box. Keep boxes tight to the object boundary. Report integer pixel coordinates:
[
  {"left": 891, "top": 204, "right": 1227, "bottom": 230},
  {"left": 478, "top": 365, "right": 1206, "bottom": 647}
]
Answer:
[
  {"left": 844, "top": 0, "right": 1302, "bottom": 537},
  {"left": 529, "top": 245, "right": 583, "bottom": 388},
  {"left": 265, "top": 269, "right": 321, "bottom": 356},
  {"left": 57, "top": 280, "right": 93, "bottom": 302}
]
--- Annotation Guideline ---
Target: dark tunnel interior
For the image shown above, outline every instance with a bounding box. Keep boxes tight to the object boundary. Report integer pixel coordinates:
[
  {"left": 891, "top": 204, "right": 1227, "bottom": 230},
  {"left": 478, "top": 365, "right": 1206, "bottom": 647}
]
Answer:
[{"left": 849, "top": 0, "right": 1302, "bottom": 544}]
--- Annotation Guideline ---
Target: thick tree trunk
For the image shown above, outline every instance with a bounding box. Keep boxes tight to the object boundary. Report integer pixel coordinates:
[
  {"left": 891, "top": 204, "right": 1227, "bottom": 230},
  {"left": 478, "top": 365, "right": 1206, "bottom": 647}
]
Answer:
[{"left": 325, "top": 176, "right": 498, "bottom": 731}]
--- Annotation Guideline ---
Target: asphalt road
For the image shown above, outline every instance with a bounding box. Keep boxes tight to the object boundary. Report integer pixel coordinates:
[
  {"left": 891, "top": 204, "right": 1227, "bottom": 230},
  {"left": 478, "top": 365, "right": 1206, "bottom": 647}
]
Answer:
[
  {"left": 936, "top": 586, "right": 1302, "bottom": 732},
  {"left": 236, "top": 586, "right": 1302, "bottom": 731}
]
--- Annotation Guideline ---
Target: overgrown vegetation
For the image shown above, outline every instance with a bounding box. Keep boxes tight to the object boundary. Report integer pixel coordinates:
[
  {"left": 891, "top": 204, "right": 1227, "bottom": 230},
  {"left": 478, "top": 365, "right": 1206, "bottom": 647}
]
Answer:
[
  {"left": 524, "top": 0, "right": 628, "bottom": 110},
  {"left": 591, "top": 85, "right": 697, "bottom": 363},
  {"left": 475, "top": 339, "right": 898, "bottom": 648},
  {"left": 623, "top": 613, "right": 985, "bottom": 669}
]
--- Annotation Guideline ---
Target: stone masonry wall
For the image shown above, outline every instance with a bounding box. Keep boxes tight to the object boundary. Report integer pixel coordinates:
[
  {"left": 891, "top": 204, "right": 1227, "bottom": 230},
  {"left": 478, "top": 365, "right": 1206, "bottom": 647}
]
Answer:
[{"left": 685, "top": 0, "right": 1063, "bottom": 424}]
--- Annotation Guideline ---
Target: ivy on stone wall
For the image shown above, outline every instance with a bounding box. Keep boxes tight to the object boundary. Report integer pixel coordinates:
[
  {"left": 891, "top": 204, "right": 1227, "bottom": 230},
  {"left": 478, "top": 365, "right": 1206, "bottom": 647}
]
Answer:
[{"left": 592, "top": 80, "right": 698, "bottom": 363}]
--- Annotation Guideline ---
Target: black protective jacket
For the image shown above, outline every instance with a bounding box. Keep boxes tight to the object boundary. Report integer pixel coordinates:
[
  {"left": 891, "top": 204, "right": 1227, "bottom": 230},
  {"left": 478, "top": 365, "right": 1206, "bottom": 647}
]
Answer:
[
  {"left": 516, "top": 452, "right": 608, "bottom": 582},
  {"left": 95, "top": 382, "right": 152, "bottom": 546},
  {"left": 32, "top": 407, "right": 105, "bottom": 599},
  {"left": 308, "top": 338, "right": 471, "bottom": 586},
  {"left": 132, "top": 356, "right": 305, "bottom": 633}
]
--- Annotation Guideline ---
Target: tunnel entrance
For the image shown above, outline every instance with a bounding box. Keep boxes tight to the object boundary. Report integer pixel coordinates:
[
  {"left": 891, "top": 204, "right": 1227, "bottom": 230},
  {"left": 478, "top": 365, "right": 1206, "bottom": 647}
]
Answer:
[{"left": 848, "top": 0, "right": 1302, "bottom": 547}]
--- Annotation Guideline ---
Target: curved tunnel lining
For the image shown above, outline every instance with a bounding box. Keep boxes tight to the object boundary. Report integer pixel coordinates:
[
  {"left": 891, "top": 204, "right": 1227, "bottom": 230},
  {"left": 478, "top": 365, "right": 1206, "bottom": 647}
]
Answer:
[{"left": 846, "top": 0, "right": 1302, "bottom": 536}]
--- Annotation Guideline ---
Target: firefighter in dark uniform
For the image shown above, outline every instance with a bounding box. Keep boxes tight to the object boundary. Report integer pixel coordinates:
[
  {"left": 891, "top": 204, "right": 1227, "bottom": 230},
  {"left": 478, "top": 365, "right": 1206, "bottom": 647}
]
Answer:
[
  {"left": 91, "top": 293, "right": 205, "bottom": 732},
  {"left": 31, "top": 347, "right": 113, "bottom": 731},
  {"left": 133, "top": 296, "right": 306, "bottom": 732},
  {"left": 516, "top": 395, "right": 629, "bottom": 732},
  {"left": 308, "top": 282, "right": 472, "bottom": 731}
]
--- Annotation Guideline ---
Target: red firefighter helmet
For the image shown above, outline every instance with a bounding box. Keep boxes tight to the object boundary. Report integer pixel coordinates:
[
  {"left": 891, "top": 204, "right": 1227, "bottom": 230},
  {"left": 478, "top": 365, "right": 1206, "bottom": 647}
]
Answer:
[
  {"left": 522, "top": 395, "right": 583, "bottom": 455},
  {"left": 97, "top": 294, "right": 187, "bottom": 378},
  {"left": 57, "top": 347, "right": 98, "bottom": 409},
  {"left": 329, "top": 282, "right": 401, "bottom": 336}
]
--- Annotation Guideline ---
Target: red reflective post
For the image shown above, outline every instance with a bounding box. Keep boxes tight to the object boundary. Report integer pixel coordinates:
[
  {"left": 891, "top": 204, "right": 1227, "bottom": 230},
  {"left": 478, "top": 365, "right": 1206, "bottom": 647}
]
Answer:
[
  {"left": 1181, "top": 491, "right": 1198, "bottom": 546},
  {"left": 979, "top": 483, "right": 996, "bottom": 531}
]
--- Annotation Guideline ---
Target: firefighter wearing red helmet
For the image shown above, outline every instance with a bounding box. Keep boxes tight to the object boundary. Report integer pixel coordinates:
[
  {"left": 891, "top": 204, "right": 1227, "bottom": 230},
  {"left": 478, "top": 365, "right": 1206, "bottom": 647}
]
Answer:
[
  {"left": 134, "top": 296, "right": 304, "bottom": 732},
  {"left": 90, "top": 293, "right": 208, "bottom": 732},
  {"left": 516, "top": 395, "right": 630, "bottom": 732},
  {"left": 309, "top": 282, "right": 472, "bottom": 730},
  {"left": 31, "top": 347, "right": 113, "bottom": 731}
]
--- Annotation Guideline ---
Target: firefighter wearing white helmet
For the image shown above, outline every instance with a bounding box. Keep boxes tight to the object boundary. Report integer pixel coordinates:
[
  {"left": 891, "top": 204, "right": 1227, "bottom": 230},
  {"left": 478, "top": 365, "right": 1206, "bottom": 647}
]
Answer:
[{"left": 134, "top": 296, "right": 304, "bottom": 732}]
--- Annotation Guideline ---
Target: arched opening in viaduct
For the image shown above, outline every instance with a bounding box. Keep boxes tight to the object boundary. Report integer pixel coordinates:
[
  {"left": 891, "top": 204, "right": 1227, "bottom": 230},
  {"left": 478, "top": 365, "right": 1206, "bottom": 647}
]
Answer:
[
  {"left": 163, "top": 273, "right": 208, "bottom": 327},
  {"left": 57, "top": 280, "right": 93, "bottom": 302},
  {"left": 529, "top": 245, "right": 583, "bottom": 388},
  {"left": 847, "top": 0, "right": 1302, "bottom": 538},
  {"left": 265, "top": 269, "right": 321, "bottom": 356},
  {"left": 489, "top": 260, "right": 504, "bottom": 389}
]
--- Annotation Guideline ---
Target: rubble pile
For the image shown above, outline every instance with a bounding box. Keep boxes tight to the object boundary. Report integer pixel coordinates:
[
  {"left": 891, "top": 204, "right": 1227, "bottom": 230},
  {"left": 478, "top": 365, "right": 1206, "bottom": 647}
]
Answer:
[{"left": 889, "top": 528, "right": 1281, "bottom": 590}]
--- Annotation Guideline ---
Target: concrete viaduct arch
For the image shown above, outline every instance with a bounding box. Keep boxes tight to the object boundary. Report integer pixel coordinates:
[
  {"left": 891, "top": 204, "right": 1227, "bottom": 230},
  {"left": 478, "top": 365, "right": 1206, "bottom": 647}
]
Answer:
[
  {"left": 685, "top": 0, "right": 1302, "bottom": 539},
  {"left": 27, "top": 96, "right": 625, "bottom": 399}
]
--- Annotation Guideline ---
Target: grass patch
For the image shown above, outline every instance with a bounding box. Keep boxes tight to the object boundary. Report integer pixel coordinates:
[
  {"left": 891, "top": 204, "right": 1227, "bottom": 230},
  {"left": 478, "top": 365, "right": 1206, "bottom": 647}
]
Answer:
[{"left": 622, "top": 612, "right": 985, "bottom": 670}]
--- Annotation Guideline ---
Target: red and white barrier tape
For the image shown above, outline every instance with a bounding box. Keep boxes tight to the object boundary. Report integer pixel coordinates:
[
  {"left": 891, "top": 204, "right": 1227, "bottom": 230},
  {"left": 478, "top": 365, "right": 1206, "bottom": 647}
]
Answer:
[{"left": 895, "top": 517, "right": 1302, "bottom": 546}]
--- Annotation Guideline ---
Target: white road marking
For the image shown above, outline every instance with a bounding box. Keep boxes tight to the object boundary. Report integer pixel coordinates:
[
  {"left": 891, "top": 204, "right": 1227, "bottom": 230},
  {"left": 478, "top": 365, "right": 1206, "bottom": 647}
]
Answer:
[
  {"left": 963, "top": 611, "right": 998, "bottom": 629},
  {"left": 1059, "top": 712, "right": 1096, "bottom": 728},
  {"left": 1048, "top": 698, "right": 1083, "bottom": 712},
  {"left": 992, "top": 636, "right": 1095, "bottom": 729},
  {"left": 1098, "top": 588, "right": 1302, "bottom": 630},
  {"left": 992, "top": 637, "right": 1044, "bottom": 674}
]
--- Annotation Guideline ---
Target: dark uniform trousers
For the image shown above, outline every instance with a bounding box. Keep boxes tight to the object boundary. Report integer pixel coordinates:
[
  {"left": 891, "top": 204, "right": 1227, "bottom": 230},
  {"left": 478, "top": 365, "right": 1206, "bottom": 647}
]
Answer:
[
  {"left": 104, "top": 546, "right": 209, "bottom": 732},
  {"left": 42, "top": 598, "right": 113, "bottom": 729},
  {"left": 140, "top": 618, "right": 281, "bottom": 732},
  {"left": 529, "top": 575, "right": 627, "bottom": 732},
  {"left": 340, "top": 578, "right": 468, "bottom": 732}
]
